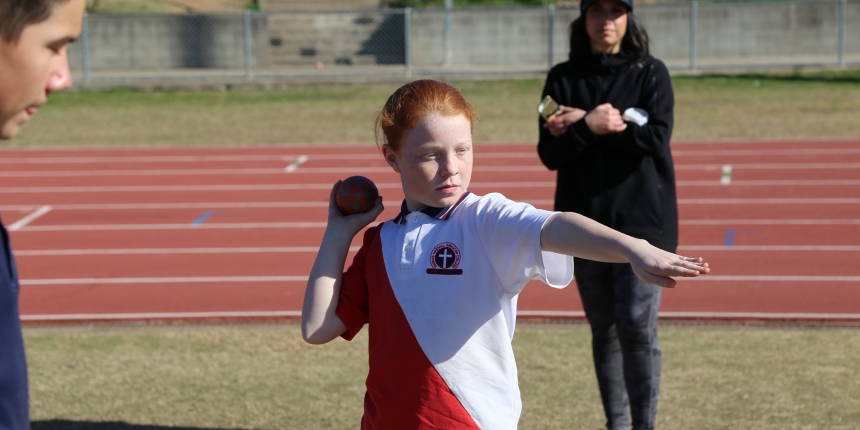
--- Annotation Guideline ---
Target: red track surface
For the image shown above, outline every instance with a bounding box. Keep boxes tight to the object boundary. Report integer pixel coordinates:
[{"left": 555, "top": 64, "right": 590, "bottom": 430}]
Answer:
[{"left": 2, "top": 140, "right": 860, "bottom": 324}]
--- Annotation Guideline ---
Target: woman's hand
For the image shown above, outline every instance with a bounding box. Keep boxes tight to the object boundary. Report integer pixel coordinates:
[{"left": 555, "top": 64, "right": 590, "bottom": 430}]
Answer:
[
  {"left": 585, "top": 103, "right": 627, "bottom": 135},
  {"left": 624, "top": 239, "right": 710, "bottom": 288},
  {"left": 326, "top": 180, "right": 384, "bottom": 238},
  {"left": 543, "top": 105, "right": 587, "bottom": 137}
]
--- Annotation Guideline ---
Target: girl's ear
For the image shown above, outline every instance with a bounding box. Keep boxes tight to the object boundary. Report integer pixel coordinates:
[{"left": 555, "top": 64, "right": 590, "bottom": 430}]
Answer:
[{"left": 382, "top": 144, "right": 401, "bottom": 173}]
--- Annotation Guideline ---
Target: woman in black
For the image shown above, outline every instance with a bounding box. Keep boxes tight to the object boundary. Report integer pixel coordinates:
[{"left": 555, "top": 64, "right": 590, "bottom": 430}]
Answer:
[{"left": 537, "top": 0, "right": 677, "bottom": 429}]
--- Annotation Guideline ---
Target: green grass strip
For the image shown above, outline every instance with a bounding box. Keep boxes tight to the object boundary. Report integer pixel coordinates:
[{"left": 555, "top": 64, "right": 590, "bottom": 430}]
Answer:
[{"left": 26, "top": 323, "right": 860, "bottom": 429}]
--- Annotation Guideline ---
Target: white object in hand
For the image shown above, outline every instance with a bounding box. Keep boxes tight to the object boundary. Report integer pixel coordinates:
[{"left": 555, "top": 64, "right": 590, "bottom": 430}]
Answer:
[{"left": 622, "top": 107, "right": 648, "bottom": 126}]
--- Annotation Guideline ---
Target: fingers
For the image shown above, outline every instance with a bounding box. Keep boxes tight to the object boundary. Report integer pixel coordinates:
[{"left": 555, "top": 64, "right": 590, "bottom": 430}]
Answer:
[
  {"left": 328, "top": 180, "right": 343, "bottom": 217},
  {"left": 544, "top": 114, "right": 573, "bottom": 136},
  {"left": 637, "top": 268, "right": 677, "bottom": 289},
  {"left": 586, "top": 105, "right": 627, "bottom": 135},
  {"left": 369, "top": 196, "right": 385, "bottom": 216},
  {"left": 350, "top": 196, "right": 385, "bottom": 223},
  {"left": 329, "top": 180, "right": 342, "bottom": 201},
  {"left": 673, "top": 256, "right": 710, "bottom": 274}
]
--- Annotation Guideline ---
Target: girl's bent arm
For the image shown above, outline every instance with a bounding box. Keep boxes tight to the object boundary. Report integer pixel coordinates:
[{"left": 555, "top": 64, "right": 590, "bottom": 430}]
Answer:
[
  {"left": 301, "top": 183, "right": 383, "bottom": 344},
  {"left": 540, "top": 212, "right": 709, "bottom": 288}
]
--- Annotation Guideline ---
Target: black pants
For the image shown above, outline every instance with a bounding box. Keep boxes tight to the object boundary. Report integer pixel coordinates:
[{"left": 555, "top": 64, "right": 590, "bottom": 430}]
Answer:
[{"left": 575, "top": 259, "right": 662, "bottom": 430}]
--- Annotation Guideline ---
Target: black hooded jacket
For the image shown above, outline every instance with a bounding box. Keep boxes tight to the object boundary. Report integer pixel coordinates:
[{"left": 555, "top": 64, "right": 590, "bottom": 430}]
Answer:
[{"left": 538, "top": 52, "right": 678, "bottom": 252}]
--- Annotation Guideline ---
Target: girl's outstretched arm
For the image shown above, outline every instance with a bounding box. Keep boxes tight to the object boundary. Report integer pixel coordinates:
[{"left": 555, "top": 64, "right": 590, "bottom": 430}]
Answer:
[
  {"left": 540, "top": 212, "right": 709, "bottom": 288},
  {"left": 301, "top": 181, "right": 384, "bottom": 344}
]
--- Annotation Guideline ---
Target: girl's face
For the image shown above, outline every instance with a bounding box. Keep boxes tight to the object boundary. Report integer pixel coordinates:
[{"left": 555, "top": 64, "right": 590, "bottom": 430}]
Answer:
[
  {"left": 383, "top": 113, "right": 473, "bottom": 212},
  {"left": 585, "top": 0, "right": 628, "bottom": 54}
]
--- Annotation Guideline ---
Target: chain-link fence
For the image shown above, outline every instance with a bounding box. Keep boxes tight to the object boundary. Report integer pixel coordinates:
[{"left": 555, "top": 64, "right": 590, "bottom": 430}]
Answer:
[{"left": 67, "top": 0, "right": 859, "bottom": 84}]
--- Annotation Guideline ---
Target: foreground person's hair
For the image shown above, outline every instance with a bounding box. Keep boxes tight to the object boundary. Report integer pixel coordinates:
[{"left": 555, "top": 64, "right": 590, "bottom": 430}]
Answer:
[{"left": 0, "top": 0, "right": 71, "bottom": 43}]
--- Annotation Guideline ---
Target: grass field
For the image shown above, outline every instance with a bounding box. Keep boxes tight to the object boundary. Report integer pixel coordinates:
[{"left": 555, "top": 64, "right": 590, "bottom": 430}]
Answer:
[
  {"left": 25, "top": 323, "right": 860, "bottom": 430},
  {"left": 10, "top": 71, "right": 860, "bottom": 429},
  {"left": 9, "top": 70, "right": 860, "bottom": 147}
]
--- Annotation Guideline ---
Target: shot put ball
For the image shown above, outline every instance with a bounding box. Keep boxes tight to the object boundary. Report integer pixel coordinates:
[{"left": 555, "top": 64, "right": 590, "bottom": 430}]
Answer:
[{"left": 335, "top": 176, "right": 379, "bottom": 215}]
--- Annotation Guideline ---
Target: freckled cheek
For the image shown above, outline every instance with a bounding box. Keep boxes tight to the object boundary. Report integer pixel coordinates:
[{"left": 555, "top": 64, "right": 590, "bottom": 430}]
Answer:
[{"left": 403, "top": 164, "right": 437, "bottom": 192}]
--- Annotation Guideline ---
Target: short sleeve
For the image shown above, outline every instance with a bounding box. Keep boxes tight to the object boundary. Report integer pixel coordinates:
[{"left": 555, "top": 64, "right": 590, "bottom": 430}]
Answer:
[
  {"left": 335, "top": 225, "right": 379, "bottom": 341},
  {"left": 473, "top": 194, "right": 574, "bottom": 293}
]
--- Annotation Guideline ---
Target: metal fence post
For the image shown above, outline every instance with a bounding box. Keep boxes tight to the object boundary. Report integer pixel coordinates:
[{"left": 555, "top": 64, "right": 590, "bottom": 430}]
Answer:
[
  {"left": 547, "top": 5, "right": 555, "bottom": 70},
  {"left": 81, "top": 11, "right": 90, "bottom": 83},
  {"left": 838, "top": 0, "right": 846, "bottom": 67},
  {"left": 243, "top": 9, "right": 253, "bottom": 78},
  {"left": 689, "top": 1, "right": 697, "bottom": 70},
  {"left": 405, "top": 7, "right": 412, "bottom": 77},
  {"left": 444, "top": 0, "right": 453, "bottom": 66}
]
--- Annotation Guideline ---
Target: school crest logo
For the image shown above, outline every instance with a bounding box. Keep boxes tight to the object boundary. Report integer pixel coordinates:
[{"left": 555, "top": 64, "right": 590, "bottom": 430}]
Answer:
[{"left": 427, "top": 242, "right": 463, "bottom": 275}]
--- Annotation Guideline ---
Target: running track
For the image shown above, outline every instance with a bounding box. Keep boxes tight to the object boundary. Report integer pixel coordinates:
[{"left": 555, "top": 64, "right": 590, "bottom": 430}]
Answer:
[{"left": 2, "top": 140, "right": 859, "bottom": 324}]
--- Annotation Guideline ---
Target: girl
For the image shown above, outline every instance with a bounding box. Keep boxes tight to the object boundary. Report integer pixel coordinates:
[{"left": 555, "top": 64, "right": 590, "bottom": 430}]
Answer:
[{"left": 303, "top": 79, "right": 704, "bottom": 429}]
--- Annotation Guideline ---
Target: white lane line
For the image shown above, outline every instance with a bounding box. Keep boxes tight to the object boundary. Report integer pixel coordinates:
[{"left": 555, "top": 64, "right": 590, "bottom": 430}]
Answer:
[
  {"left": 17, "top": 219, "right": 854, "bottom": 232},
  {"left": 679, "top": 245, "right": 860, "bottom": 251},
  {"left": 3, "top": 162, "right": 860, "bottom": 178},
  {"left": 0, "top": 202, "right": 331, "bottom": 211},
  {"left": 0, "top": 154, "right": 347, "bottom": 164},
  {"left": 7, "top": 206, "right": 52, "bottom": 231},
  {"left": 0, "top": 168, "right": 289, "bottom": 177},
  {"left": 673, "top": 148, "right": 860, "bottom": 156},
  {"left": 678, "top": 179, "right": 860, "bottom": 186},
  {"left": 4, "top": 198, "right": 860, "bottom": 212},
  {"left": 0, "top": 181, "right": 556, "bottom": 194},
  {"left": 516, "top": 311, "right": 860, "bottom": 320},
  {"left": 0, "top": 152, "right": 540, "bottom": 164},
  {"left": 0, "top": 165, "right": 548, "bottom": 177},
  {"left": 675, "top": 162, "right": 860, "bottom": 170},
  {"left": 20, "top": 311, "right": 302, "bottom": 321},
  {"left": 12, "top": 245, "right": 855, "bottom": 256},
  {"left": 680, "top": 219, "right": 860, "bottom": 225},
  {"left": 20, "top": 276, "right": 309, "bottom": 285},
  {"left": 6, "top": 179, "right": 860, "bottom": 194},
  {"left": 17, "top": 275, "right": 860, "bottom": 286},
  {"left": 2, "top": 147, "right": 858, "bottom": 164},
  {"left": 18, "top": 310, "right": 860, "bottom": 321},
  {"left": 15, "top": 222, "right": 328, "bottom": 232},
  {"left": 284, "top": 155, "right": 309, "bottom": 173},
  {"left": 15, "top": 246, "right": 360, "bottom": 256},
  {"left": 677, "top": 198, "right": 860, "bottom": 204},
  {"left": 680, "top": 275, "right": 860, "bottom": 282}
]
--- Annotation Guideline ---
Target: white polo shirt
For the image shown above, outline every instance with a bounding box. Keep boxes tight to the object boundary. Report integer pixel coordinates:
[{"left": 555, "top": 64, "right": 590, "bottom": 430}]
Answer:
[{"left": 336, "top": 192, "right": 574, "bottom": 429}]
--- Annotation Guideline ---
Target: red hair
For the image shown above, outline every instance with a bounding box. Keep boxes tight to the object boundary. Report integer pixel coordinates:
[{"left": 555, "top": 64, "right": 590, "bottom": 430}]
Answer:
[{"left": 375, "top": 80, "right": 479, "bottom": 152}]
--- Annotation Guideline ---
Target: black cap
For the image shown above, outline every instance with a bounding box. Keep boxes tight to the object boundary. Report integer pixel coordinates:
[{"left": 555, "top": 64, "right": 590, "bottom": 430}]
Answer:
[{"left": 580, "top": 0, "right": 633, "bottom": 12}]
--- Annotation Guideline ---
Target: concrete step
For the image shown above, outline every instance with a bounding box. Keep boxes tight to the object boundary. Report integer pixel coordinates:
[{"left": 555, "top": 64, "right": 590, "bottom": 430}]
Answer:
[{"left": 268, "top": 53, "right": 385, "bottom": 66}]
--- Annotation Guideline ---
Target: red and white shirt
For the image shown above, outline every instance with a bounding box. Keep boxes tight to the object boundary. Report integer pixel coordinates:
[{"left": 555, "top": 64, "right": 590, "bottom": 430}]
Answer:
[{"left": 336, "top": 192, "right": 574, "bottom": 429}]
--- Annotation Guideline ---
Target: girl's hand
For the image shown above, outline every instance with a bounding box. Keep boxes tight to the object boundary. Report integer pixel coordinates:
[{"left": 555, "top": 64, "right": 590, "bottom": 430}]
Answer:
[
  {"left": 326, "top": 180, "right": 385, "bottom": 237},
  {"left": 625, "top": 240, "right": 710, "bottom": 288},
  {"left": 585, "top": 103, "right": 627, "bottom": 135},
  {"left": 543, "top": 105, "right": 587, "bottom": 137}
]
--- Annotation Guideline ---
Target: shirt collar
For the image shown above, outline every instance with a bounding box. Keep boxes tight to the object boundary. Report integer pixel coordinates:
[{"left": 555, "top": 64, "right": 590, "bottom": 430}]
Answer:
[{"left": 394, "top": 191, "right": 471, "bottom": 224}]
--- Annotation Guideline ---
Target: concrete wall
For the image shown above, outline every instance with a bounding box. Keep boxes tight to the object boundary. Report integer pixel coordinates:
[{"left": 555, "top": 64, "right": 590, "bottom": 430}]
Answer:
[
  {"left": 67, "top": 1, "right": 858, "bottom": 76},
  {"left": 68, "top": 13, "right": 269, "bottom": 71},
  {"left": 411, "top": 1, "right": 853, "bottom": 68}
]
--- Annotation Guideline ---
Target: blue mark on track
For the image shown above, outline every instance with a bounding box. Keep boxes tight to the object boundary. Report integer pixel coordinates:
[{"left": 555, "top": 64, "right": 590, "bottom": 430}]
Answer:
[
  {"left": 723, "top": 229, "right": 736, "bottom": 246},
  {"left": 723, "top": 229, "right": 759, "bottom": 247},
  {"left": 191, "top": 211, "right": 216, "bottom": 227}
]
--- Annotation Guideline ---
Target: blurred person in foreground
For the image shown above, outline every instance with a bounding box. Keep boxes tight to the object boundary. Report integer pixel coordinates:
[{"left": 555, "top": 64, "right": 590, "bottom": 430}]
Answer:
[
  {"left": 0, "top": 0, "right": 85, "bottom": 427},
  {"left": 537, "top": 0, "right": 677, "bottom": 429}
]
